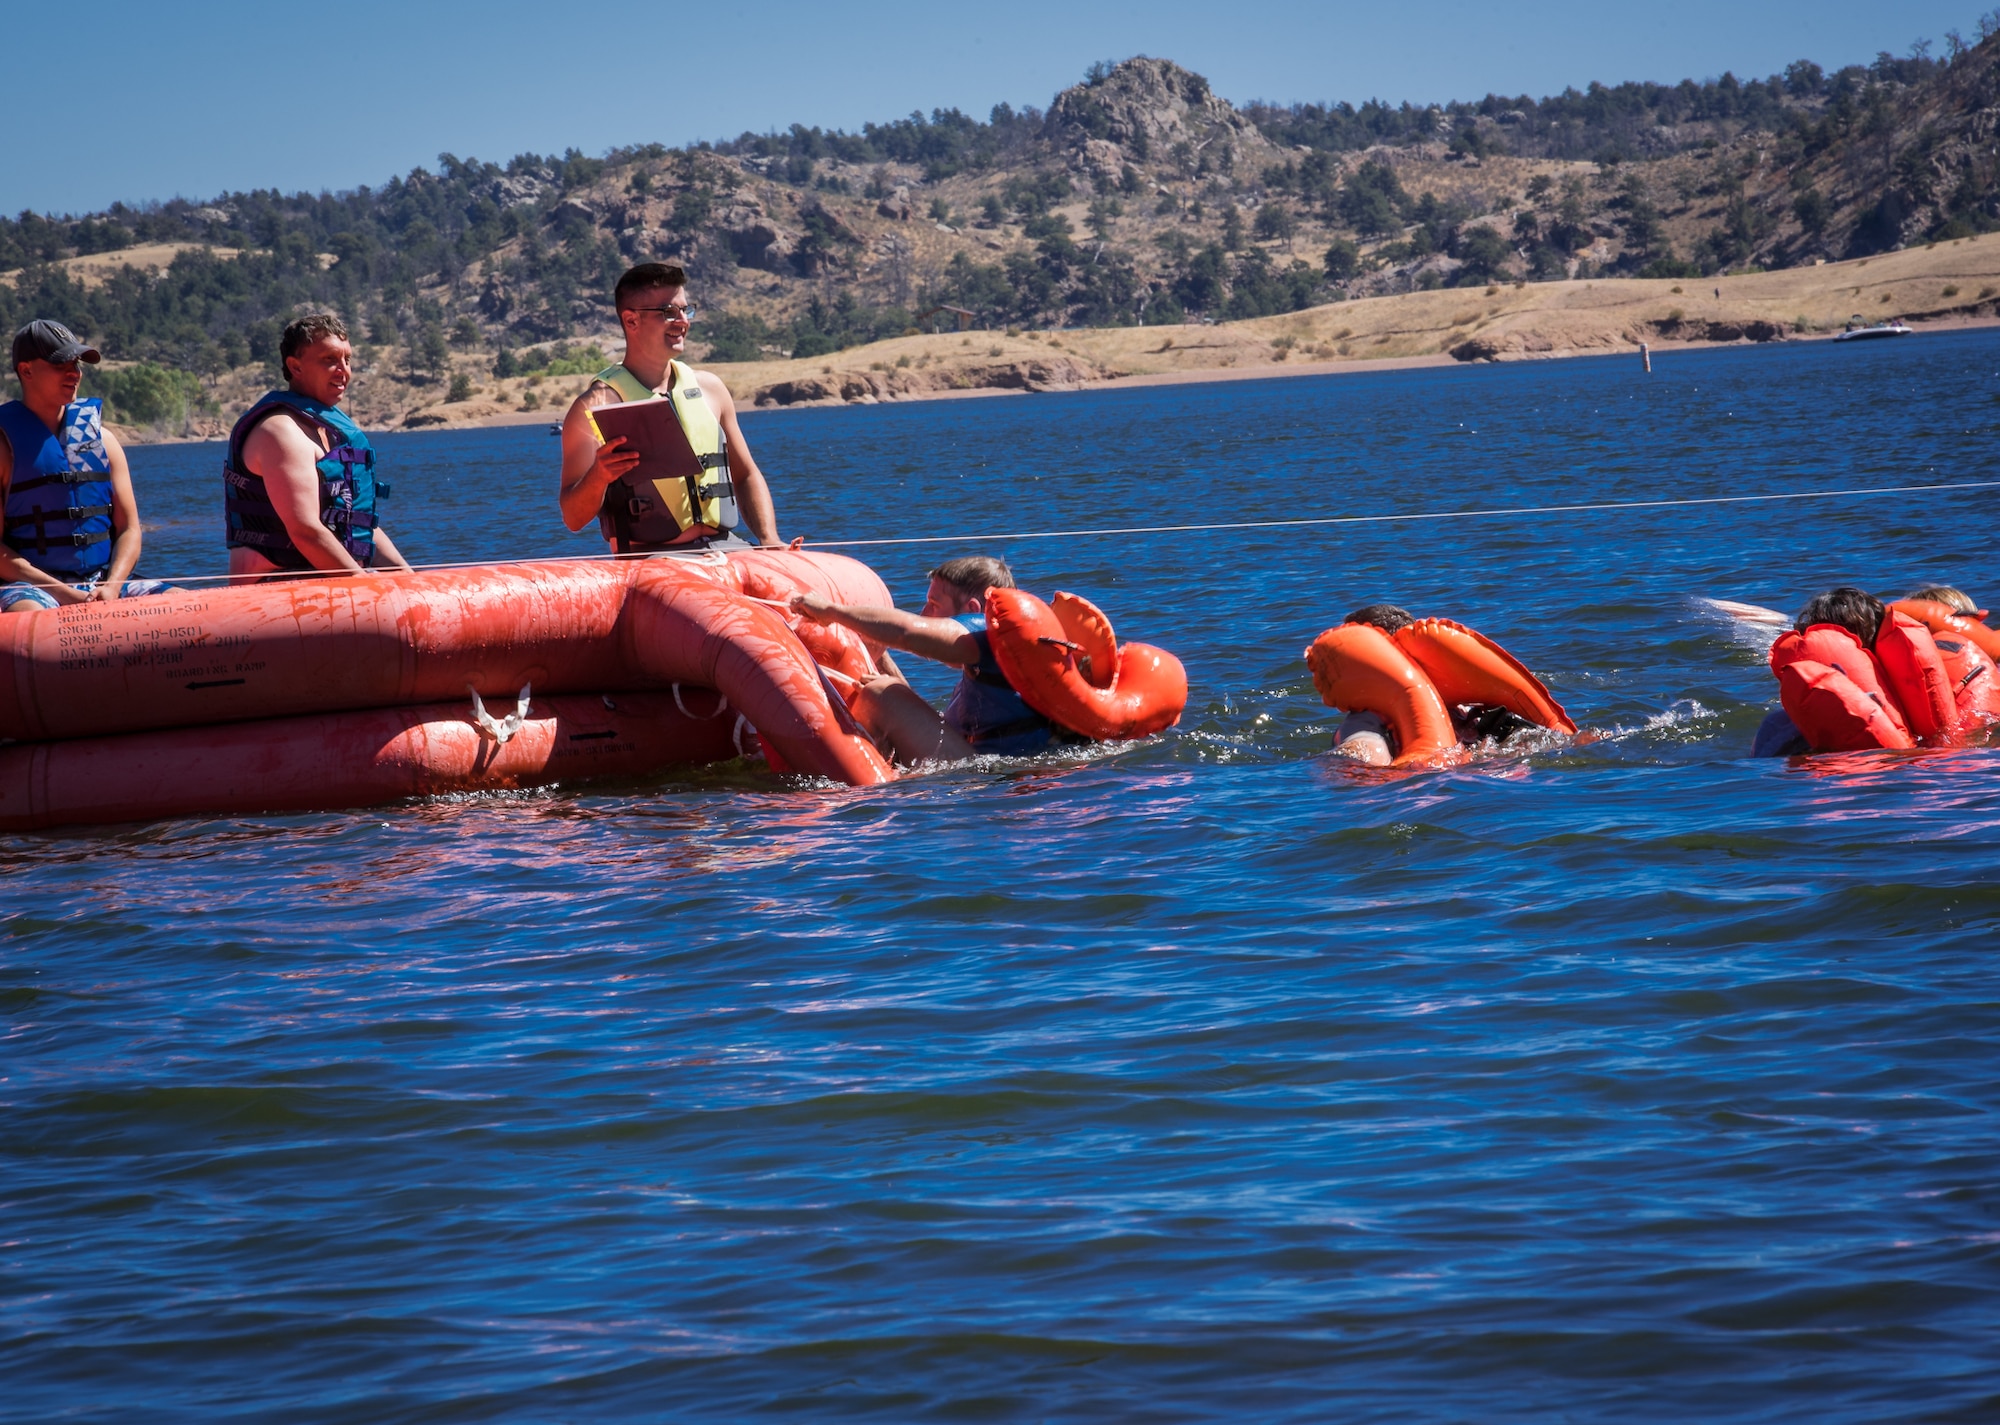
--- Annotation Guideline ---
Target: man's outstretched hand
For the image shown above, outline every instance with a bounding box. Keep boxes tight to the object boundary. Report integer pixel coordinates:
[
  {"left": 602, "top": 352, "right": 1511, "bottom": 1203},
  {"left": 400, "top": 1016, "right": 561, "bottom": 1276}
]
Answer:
[{"left": 790, "top": 590, "right": 837, "bottom": 623}]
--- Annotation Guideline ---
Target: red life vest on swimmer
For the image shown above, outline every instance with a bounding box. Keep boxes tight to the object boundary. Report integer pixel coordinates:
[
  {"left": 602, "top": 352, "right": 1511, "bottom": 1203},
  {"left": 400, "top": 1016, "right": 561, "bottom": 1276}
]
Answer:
[
  {"left": 1769, "top": 611, "right": 1958, "bottom": 752},
  {"left": 1889, "top": 599, "right": 2000, "bottom": 726}
]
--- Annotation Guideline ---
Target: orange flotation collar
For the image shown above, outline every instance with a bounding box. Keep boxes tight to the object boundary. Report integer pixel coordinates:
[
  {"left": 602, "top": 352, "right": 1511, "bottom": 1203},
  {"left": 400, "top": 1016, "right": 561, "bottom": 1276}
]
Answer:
[
  {"left": 1768, "top": 610, "right": 1959, "bottom": 752},
  {"left": 1889, "top": 599, "right": 2000, "bottom": 726},
  {"left": 983, "top": 588, "right": 1188, "bottom": 741},
  {"left": 1304, "top": 617, "right": 1572, "bottom": 766},
  {"left": 1304, "top": 622, "right": 1456, "bottom": 765},
  {"left": 1394, "top": 618, "right": 1577, "bottom": 735},
  {"left": 1891, "top": 599, "right": 2000, "bottom": 662}
]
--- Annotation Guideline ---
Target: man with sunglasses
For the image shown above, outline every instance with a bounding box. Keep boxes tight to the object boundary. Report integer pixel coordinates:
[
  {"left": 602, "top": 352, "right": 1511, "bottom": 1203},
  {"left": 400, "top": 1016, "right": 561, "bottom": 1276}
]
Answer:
[
  {"left": 0, "top": 320, "right": 171, "bottom": 612},
  {"left": 558, "top": 262, "right": 782, "bottom": 551}
]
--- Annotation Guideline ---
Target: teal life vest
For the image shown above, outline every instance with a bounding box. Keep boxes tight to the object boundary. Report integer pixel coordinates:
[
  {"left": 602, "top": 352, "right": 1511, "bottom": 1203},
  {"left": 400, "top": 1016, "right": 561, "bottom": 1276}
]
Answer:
[
  {"left": 0, "top": 398, "right": 115, "bottom": 578},
  {"left": 223, "top": 391, "right": 387, "bottom": 569}
]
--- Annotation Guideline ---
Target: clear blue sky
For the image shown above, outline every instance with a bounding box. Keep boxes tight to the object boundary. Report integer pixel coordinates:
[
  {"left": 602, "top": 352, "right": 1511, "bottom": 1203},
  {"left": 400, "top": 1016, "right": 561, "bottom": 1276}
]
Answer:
[{"left": 5, "top": 0, "right": 1986, "bottom": 216}]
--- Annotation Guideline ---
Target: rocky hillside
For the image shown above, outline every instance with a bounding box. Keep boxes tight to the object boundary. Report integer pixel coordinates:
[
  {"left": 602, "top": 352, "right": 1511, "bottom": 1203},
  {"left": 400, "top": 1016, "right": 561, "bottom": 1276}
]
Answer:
[{"left": 5, "top": 36, "right": 2000, "bottom": 433}]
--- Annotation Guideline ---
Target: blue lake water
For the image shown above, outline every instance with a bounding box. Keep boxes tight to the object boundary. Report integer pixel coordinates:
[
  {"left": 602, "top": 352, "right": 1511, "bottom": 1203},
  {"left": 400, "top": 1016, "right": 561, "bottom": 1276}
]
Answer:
[{"left": 5, "top": 332, "right": 1999, "bottom": 1422}]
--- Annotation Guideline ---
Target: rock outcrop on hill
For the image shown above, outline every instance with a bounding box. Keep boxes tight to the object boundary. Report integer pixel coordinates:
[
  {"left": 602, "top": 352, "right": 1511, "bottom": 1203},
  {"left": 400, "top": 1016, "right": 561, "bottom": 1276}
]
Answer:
[{"left": 1042, "top": 57, "right": 1268, "bottom": 189}]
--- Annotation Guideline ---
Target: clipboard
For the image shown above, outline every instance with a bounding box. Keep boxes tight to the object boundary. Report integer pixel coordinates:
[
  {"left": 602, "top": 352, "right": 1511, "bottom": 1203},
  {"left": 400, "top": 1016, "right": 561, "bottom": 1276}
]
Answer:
[
  {"left": 587, "top": 396, "right": 710, "bottom": 495},
  {"left": 588, "top": 394, "right": 735, "bottom": 535}
]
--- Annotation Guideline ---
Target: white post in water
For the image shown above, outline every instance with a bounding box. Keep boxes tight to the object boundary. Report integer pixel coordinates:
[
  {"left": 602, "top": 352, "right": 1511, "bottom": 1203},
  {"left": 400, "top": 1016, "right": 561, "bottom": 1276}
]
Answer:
[{"left": 1640, "top": 342, "right": 1653, "bottom": 373}]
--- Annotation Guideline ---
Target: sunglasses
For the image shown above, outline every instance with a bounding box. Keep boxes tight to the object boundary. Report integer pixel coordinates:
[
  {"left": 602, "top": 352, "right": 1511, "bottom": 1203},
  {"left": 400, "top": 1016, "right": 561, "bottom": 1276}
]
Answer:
[{"left": 629, "top": 304, "right": 698, "bottom": 326}]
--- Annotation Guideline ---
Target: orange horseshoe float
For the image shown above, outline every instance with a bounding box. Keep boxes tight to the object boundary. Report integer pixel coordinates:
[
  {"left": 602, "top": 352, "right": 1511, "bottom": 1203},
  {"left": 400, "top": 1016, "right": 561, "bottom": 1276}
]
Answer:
[
  {"left": 1305, "top": 617, "right": 1575, "bottom": 767},
  {"left": 983, "top": 588, "right": 1188, "bottom": 740},
  {"left": 0, "top": 549, "right": 900, "bottom": 830}
]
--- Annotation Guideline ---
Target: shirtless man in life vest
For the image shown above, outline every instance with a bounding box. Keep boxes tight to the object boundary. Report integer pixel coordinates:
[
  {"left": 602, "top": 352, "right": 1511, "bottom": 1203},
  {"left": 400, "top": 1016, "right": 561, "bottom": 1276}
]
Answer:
[
  {"left": 558, "top": 262, "right": 783, "bottom": 551},
  {"left": 224, "top": 313, "right": 411, "bottom": 584}
]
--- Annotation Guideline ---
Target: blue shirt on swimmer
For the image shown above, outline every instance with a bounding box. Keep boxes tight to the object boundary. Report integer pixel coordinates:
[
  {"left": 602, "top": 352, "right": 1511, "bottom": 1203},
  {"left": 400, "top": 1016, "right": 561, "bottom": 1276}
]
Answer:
[
  {"left": 1752, "top": 706, "right": 1811, "bottom": 757},
  {"left": 942, "top": 613, "right": 1055, "bottom": 755}
]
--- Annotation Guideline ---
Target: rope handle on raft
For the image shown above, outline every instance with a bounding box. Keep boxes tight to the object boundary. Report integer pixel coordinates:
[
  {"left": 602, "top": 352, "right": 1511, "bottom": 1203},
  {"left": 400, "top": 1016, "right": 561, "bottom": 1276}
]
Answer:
[
  {"left": 672, "top": 683, "right": 732, "bottom": 720},
  {"left": 469, "top": 682, "right": 533, "bottom": 744}
]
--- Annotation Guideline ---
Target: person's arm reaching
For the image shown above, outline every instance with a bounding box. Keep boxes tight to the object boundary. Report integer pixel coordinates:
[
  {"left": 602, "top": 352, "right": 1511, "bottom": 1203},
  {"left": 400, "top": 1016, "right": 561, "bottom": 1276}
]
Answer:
[
  {"left": 558, "top": 383, "right": 640, "bottom": 533},
  {"left": 240, "top": 412, "right": 375, "bottom": 574},
  {"left": 87, "top": 428, "right": 143, "bottom": 600},
  {"left": 369, "top": 525, "right": 412, "bottom": 572},
  {"left": 792, "top": 591, "right": 981, "bottom": 666}
]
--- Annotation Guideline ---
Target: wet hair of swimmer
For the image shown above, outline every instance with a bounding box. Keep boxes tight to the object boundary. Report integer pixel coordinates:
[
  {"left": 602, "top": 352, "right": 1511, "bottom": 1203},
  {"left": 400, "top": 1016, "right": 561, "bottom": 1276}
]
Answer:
[
  {"left": 929, "top": 554, "right": 1016, "bottom": 598},
  {"left": 1795, "top": 586, "right": 1885, "bottom": 644},
  {"left": 1343, "top": 603, "right": 1415, "bottom": 633},
  {"left": 1904, "top": 584, "right": 1980, "bottom": 616}
]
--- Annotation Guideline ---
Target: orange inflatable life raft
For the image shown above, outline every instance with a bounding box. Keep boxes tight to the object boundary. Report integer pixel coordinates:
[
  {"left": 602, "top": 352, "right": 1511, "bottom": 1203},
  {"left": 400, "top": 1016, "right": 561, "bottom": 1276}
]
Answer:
[
  {"left": 0, "top": 549, "right": 901, "bottom": 830},
  {"left": 0, "top": 689, "right": 747, "bottom": 832},
  {"left": 1889, "top": 599, "right": 2000, "bottom": 726},
  {"left": 1769, "top": 610, "right": 1959, "bottom": 753},
  {"left": 1304, "top": 617, "right": 1575, "bottom": 767},
  {"left": 983, "top": 588, "right": 1188, "bottom": 741}
]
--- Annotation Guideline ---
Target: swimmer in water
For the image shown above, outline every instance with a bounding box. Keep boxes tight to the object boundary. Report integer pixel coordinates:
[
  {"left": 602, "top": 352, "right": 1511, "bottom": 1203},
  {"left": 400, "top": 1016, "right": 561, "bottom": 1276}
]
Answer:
[
  {"left": 1751, "top": 586, "right": 1884, "bottom": 757},
  {"left": 1330, "top": 603, "right": 1541, "bottom": 766},
  {"left": 1903, "top": 584, "right": 1989, "bottom": 620},
  {"left": 792, "top": 555, "right": 1062, "bottom": 766}
]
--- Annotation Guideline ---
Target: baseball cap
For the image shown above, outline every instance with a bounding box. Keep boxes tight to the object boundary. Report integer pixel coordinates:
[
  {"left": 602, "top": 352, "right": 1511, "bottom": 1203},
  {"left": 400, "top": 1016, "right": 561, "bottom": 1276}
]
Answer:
[{"left": 11, "top": 319, "right": 101, "bottom": 368}]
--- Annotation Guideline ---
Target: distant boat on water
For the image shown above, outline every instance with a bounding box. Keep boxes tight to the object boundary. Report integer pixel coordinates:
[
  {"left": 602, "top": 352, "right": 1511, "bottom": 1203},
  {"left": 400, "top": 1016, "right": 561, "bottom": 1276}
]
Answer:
[{"left": 1836, "top": 314, "right": 1915, "bottom": 342}]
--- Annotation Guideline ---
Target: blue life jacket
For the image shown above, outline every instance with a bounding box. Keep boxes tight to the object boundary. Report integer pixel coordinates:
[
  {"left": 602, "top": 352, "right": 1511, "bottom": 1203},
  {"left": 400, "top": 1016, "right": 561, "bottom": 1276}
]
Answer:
[
  {"left": 1, "top": 398, "right": 115, "bottom": 578},
  {"left": 942, "top": 613, "right": 1054, "bottom": 753},
  {"left": 223, "top": 391, "right": 386, "bottom": 570},
  {"left": 1752, "top": 706, "right": 1811, "bottom": 758}
]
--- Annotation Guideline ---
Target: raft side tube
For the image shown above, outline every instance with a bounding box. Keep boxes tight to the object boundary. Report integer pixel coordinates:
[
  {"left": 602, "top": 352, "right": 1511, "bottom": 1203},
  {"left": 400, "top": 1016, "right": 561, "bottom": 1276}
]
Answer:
[
  {"left": 623, "top": 564, "right": 893, "bottom": 785},
  {"left": 0, "top": 560, "right": 635, "bottom": 743},
  {"left": 0, "top": 551, "right": 898, "bottom": 746},
  {"left": 0, "top": 690, "right": 743, "bottom": 833}
]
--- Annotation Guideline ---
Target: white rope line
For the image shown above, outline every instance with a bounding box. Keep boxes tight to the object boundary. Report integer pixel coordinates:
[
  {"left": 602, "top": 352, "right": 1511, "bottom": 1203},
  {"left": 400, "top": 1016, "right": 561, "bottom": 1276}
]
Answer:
[
  {"left": 800, "top": 478, "right": 2000, "bottom": 548},
  {"left": 134, "top": 478, "right": 2000, "bottom": 585}
]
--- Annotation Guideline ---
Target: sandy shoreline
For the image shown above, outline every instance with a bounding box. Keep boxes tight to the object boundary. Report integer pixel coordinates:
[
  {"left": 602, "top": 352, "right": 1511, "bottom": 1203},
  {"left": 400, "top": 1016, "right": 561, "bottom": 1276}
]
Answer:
[{"left": 113, "top": 235, "right": 2000, "bottom": 443}]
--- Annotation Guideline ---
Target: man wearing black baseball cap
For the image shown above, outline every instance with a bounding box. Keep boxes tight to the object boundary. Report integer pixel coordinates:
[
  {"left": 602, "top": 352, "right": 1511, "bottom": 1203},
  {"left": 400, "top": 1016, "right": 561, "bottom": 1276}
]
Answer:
[{"left": 0, "top": 319, "right": 168, "bottom": 611}]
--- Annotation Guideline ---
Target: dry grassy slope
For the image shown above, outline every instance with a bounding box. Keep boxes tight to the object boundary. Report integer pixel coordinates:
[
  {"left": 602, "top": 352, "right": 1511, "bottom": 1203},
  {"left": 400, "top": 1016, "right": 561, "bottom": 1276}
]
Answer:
[
  {"left": 490, "top": 146, "right": 1581, "bottom": 333},
  {"left": 376, "top": 231, "right": 2000, "bottom": 429},
  {"left": 131, "top": 226, "right": 2000, "bottom": 442},
  {"left": 0, "top": 243, "right": 244, "bottom": 290}
]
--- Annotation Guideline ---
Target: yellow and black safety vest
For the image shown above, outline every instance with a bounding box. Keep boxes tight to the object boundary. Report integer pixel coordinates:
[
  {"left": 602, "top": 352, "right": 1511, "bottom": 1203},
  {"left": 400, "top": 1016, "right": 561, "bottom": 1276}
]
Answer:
[{"left": 590, "top": 360, "right": 737, "bottom": 550}]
